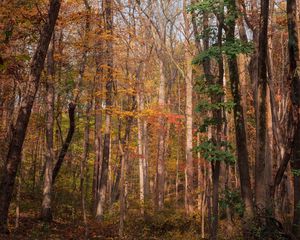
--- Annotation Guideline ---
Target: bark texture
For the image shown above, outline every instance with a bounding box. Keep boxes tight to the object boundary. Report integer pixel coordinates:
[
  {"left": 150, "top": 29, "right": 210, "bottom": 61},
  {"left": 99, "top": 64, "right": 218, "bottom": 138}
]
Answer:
[{"left": 255, "top": 0, "right": 269, "bottom": 210}]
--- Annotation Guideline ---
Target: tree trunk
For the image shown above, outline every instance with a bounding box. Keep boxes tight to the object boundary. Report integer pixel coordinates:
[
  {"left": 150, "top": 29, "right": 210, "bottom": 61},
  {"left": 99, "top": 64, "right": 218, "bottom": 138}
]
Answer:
[
  {"left": 96, "top": 0, "right": 113, "bottom": 221},
  {"left": 93, "top": 23, "right": 103, "bottom": 215},
  {"left": 41, "top": 38, "right": 55, "bottom": 222},
  {"left": 0, "top": 0, "right": 61, "bottom": 233},
  {"left": 156, "top": 56, "right": 166, "bottom": 210},
  {"left": 119, "top": 114, "right": 133, "bottom": 237},
  {"left": 183, "top": 0, "right": 194, "bottom": 215},
  {"left": 226, "top": 0, "right": 254, "bottom": 219},
  {"left": 52, "top": 103, "right": 76, "bottom": 184},
  {"left": 255, "top": 0, "right": 269, "bottom": 210},
  {"left": 81, "top": 100, "right": 91, "bottom": 240},
  {"left": 137, "top": 85, "right": 146, "bottom": 214}
]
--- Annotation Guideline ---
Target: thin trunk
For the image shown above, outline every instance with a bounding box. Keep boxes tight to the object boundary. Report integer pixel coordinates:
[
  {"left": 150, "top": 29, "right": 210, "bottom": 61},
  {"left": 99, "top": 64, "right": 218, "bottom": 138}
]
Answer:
[
  {"left": 0, "top": 0, "right": 61, "bottom": 233},
  {"left": 183, "top": 0, "right": 194, "bottom": 215},
  {"left": 119, "top": 106, "right": 134, "bottom": 237},
  {"left": 226, "top": 0, "right": 254, "bottom": 219},
  {"left": 137, "top": 89, "right": 145, "bottom": 214},
  {"left": 93, "top": 37, "right": 103, "bottom": 214},
  {"left": 255, "top": 0, "right": 269, "bottom": 210},
  {"left": 81, "top": 100, "right": 91, "bottom": 239},
  {"left": 156, "top": 56, "right": 166, "bottom": 210},
  {"left": 96, "top": 0, "right": 113, "bottom": 221},
  {"left": 41, "top": 37, "right": 55, "bottom": 222},
  {"left": 15, "top": 164, "right": 21, "bottom": 229},
  {"left": 52, "top": 103, "right": 76, "bottom": 184}
]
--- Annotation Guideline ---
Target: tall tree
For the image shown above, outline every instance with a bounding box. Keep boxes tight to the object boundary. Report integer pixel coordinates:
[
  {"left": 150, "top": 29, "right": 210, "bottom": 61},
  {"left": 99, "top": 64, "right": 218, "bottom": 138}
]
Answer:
[
  {"left": 183, "top": 0, "right": 194, "bottom": 215},
  {"left": 41, "top": 38, "right": 55, "bottom": 222},
  {"left": 96, "top": 0, "right": 114, "bottom": 220},
  {"left": 255, "top": 0, "right": 269, "bottom": 210},
  {"left": 226, "top": 0, "right": 254, "bottom": 219}
]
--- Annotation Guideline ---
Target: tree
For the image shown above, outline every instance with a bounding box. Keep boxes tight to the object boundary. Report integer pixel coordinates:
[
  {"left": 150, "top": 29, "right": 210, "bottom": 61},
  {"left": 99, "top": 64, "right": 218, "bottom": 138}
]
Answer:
[
  {"left": 254, "top": 0, "right": 269, "bottom": 210},
  {"left": 96, "top": 0, "right": 114, "bottom": 220}
]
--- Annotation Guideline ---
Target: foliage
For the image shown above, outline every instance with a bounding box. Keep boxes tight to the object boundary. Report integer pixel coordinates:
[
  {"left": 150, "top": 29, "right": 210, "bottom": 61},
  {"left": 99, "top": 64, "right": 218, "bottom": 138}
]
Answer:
[
  {"left": 194, "top": 139, "right": 236, "bottom": 164},
  {"left": 219, "top": 189, "right": 244, "bottom": 217},
  {"left": 291, "top": 168, "right": 300, "bottom": 177},
  {"left": 246, "top": 210, "right": 292, "bottom": 240}
]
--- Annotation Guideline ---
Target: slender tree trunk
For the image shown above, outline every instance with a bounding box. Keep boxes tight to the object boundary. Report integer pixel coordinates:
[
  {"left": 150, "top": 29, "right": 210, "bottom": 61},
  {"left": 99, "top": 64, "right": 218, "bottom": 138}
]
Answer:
[
  {"left": 93, "top": 29, "right": 103, "bottom": 215},
  {"left": 255, "top": 0, "right": 269, "bottom": 210},
  {"left": 15, "top": 163, "right": 21, "bottom": 229},
  {"left": 156, "top": 56, "right": 166, "bottom": 210},
  {"left": 0, "top": 0, "right": 61, "bottom": 233},
  {"left": 52, "top": 103, "right": 76, "bottom": 184},
  {"left": 183, "top": 0, "right": 194, "bottom": 214},
  {"left": 119, "top": 114, "right": 133, "bottom": 237},
  {"left": 81, "top": 95, "right": 91, "bottom": 239},
  {"left": 226, "top": 0, "right": 254, "bottom": 219},
  {"left": 96, "top": 0, "right": 113, "bottom": 220},
  {"left": 41, "top": 38, "right": 55, "bottom": 222},
  {"left": 137, "top": 87, "right": 146, "bottom": 214}
]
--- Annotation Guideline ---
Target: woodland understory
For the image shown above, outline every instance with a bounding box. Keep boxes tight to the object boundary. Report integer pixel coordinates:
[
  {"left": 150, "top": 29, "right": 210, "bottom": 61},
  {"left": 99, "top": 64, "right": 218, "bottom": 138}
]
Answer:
[{"left": 1, "top": 0, "right": 300, "bottom": 239}]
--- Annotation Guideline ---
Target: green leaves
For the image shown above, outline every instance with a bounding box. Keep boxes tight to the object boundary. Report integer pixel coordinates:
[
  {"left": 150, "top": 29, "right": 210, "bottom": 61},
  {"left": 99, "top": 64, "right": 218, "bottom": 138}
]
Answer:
[
  {"left": 292, "top": 169, "right": 300, "bottom": 177},
  {"left": 219, "top": 189, "right": 245, "bottom": 216},
  {"left": 198, "top": 117, "right": 222, "bottom": 133},
  {"left": 222, "top": 40, "right": 254, "bottom": 58},
  {"left": 193, "top": 46, "right": 221, "bottom": 64},
  {"left": 196, "top": 100, "right": 235, "bottom": 112},
  {"left": 187, "top": 0, "right": 220, "bottom": 15},
  {"left": 193, "top": 40, "right": 253, "bottom": 64},
  {"left": 194, "top": 139, "right": 236, "bottom": 164}
]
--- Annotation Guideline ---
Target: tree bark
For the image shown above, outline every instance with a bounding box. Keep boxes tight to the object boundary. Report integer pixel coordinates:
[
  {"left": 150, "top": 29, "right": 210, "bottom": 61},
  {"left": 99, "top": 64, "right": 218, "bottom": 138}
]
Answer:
[
  {"left": 183, "top": 0, "right": 194, "bottom": 215},
  {"left": 52, "top": 103, "right": 76, "bottom": 184},
  {"left": 255, "top": 0, "right": 269, "bottom": 210},
  {"left": 41, "top": 38, "right": 55, "bottom": 222},
  {"left": 96, "top": 0, "right": 113, "bottom": 221},
  {"left": 0, "top": 0, "right": 61, "bottom": 233},
  {"left": 137, "top": 82, "right": 146, "bottom": 214},
  {"left": 226, "top": 0, "right": 254, "bottom": 219},
  {"left": 156, "top": 56, "right": 166, "bottom": 210},
  {"left": 81, "top": 99, "right": 91, "bottom": 240}
]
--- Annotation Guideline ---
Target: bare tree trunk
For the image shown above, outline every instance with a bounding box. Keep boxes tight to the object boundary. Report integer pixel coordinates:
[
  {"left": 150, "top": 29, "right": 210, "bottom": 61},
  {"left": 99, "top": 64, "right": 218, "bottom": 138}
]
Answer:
[
  {"left": 96, "top": 0, "right": 113, "bottom": 221},
  {"left": 156, "top": 56, "right": 166, "bottom": 210},
  {"left": 183, "top": 0, "right": 194, "bottom": 215},
  {"left": 119, "top": 144, "right": 126, "bottom": 237},
  {"left": 137, "top": 86, "right": 146, "bottom": 214},
  {"left": 93, "top": 25, "right": 103, "bottom": 215},
  {"left": 15, "top": 163, "right": 21, "bottom": 229},
  {"left": 119, "top": 114, "right": 133, "bottom": 238},
  {"left": 81, "top": 99, "right": 91, "bottom": 240},
  {"left": 41, "top": 38, "right": 55, "bottom": 222},
  {"left": 0, "top": 0, "right": 61, "bottom": 233},
  {"left": 255, "top": 0, "right": 269, "bottom": 210},
  {"left": 226, "top": 0, "right": 254, "bottom": 220},
  {"left": 52, "top": 103, "right": 76, "bottom": 184}
]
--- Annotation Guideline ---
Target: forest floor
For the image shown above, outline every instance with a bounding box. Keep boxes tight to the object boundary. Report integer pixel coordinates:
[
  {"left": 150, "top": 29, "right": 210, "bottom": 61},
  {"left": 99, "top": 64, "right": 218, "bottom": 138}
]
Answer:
[
  {"left": 0, "top": 191, "right": 241, "bottom": 240},
  {"left": 0, "top": 209, "right": 242, "bottom": 240}
]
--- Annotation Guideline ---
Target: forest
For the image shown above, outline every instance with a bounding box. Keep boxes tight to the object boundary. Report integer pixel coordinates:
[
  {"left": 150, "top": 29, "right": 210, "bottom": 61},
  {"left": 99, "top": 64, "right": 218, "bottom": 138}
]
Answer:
[{"left": 1, "top": 0, "right": 300, "bottom": 239}]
